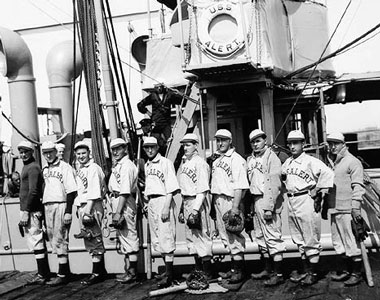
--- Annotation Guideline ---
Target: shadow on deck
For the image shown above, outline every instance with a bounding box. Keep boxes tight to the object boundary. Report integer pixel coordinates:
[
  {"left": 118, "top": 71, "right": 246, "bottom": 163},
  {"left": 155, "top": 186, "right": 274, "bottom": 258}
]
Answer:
[{"left": 1, "top": 252, "right": 380, "bottom": 300}]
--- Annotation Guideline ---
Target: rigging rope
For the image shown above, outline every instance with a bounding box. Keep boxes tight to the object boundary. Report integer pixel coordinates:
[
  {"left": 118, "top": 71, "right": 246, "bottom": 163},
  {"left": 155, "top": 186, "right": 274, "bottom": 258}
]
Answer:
[{"left": 76, "top": 0, "right": 108, "bottom": 172}]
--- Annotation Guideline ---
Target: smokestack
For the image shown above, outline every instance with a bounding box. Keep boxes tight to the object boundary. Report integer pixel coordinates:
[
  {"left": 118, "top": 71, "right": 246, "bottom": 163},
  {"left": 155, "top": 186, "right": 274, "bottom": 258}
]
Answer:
[
  {"left": 46, "top": 40, "right": 83, "bottom": 135},
  {"left": 0, "top": 26, "right": 40, "bottom": 154}
]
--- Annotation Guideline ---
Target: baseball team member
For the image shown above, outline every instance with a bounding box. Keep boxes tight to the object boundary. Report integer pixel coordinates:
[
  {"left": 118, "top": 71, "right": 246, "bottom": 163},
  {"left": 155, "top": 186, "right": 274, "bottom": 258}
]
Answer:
[
  {"left": 326, "top": 132, "right": 365, "bottom": 286},
  {"left": 73, "top": 141, "right": 107, "bottom": 285},
  {"left": 178, "top": 133, "right": 213, "bottom": 279},
  {"left": 108, "top": 138, "right": 140, "bottom": 284},
  {"left": 282, "top": 130, "right": 334, "bottom": 285},
  {"left": 18, "top": 141, "right": 50, "bottom": 285},
  {"left": 143, "top": 136, "right": 180, "bottom": 288},
  {"left": 247, "top": 130, "right": 285, "bottom": 286},
  {"left": 211, "top": 129, "right": 249, "bottom": 284},
  {"left": 41, "top": 141, "right": 77, "bottom": 286}
]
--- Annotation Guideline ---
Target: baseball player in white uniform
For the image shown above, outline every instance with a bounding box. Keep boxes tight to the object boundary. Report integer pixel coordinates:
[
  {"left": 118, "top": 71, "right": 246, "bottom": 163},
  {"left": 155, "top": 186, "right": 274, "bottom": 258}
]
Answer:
[
  {"left": 143, "top": 136, "right": 180, "bottom": 288},
  {"left": 211, "top": 129, "right": 249, "bottom": 284},
  {"left": 73, "top": 141, "right": 107, "bottom": 285},
  {"left": 247, "top": 129, "right": 285, "bottom": 286},
  {"left": 178, "top": 133, "right": 213, "bottom": 279},
  {"left": 18, "top": 141, "right": 51, "bottom": 285},
  {"left": 326, "top": 132, "right": 365, "bottom": 286},
  {"left": 108, "top": 138, "right": 140, "bottom": 283},
  {"left": 41, "top": 141, "right": 77, "bottom": 286},
  {"left": 282, "top": 130, "right": 334, "bottom": 285}
]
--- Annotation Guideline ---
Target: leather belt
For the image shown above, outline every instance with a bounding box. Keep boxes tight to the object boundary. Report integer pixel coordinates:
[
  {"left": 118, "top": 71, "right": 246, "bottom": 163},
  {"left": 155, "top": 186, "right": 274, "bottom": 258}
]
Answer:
[{"left": 287, "top": 190, "right": 309, "bottom": 197}]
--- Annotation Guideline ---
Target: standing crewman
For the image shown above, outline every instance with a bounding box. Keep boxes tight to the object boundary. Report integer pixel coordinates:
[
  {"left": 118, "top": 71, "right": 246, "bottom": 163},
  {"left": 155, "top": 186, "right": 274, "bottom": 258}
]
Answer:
[
  {"left": 326, "top": 132, "right": 366, "bottom": 286},
  {"left": 56, "top": 143, "right": 66, "bottom": 161},
  {"left": 18, "top": 141, "right": 50, "bottom": 285},
  {"left": 143, "top": 136, "right": 180, "bottom": 288},
  {"left": 211, "top": 129, "right": 249, "bottom": 284},
  {"left": 247, "top": 130, "right": 286, "bottom": 286},
  {"left": 73, "top": 141, "right": 107, "bottom": 285},
  {"left": 108, "top": 138, "right": 140, "bottom": 284},
  {"left": 282, "top": 130, "right": 334, "bottom": 286},
  {"left": 178, "top": 133, "right": 213, "bottom": 279},
  {"left": 41, "top": 141, "right": 77, "bottom": 286}
]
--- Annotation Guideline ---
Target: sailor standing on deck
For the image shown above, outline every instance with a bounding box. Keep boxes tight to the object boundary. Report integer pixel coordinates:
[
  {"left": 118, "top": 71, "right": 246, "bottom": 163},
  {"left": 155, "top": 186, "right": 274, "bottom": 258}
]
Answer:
[
  {"left": 247, "top": 129, "right": 286, "bottom": 286},
  {"left": 18, "top": 141, "right": 51, "bottom": 285},
  {"left": 326, "top": 132, "right": 366, "bottom": 286},
  {"left": 108, "top": 138, "right": 140, "bottom": 284},
  {"left": 73, "top": 141, "right": 107, "bottom": 285},
  {"left": 282, "top": 130, "right": 334, "bottom": 286},
  {"left": 211, "top": 129, "right": 249, "bottom": 284},
  {"left": 41, "top": 141, "right": 77, "bottom": 286},
  {"left": 143, "top": 136, "right": 180, "bottom": 288},
  {"left": 178, "top": 133, "right": 213, "bottom": 279}
]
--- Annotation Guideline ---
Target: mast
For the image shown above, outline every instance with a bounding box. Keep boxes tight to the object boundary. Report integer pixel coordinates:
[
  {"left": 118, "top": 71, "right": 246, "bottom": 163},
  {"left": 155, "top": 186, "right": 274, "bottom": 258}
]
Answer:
[{"left": 94, "top": 0, "right": 119, "bottom": 139}]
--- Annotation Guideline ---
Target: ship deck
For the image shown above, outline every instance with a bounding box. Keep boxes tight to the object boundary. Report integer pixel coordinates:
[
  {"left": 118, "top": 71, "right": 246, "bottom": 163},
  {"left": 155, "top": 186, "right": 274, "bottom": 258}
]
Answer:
[{"left": 1, "top": 253, "right": 380, "bottom": 300}]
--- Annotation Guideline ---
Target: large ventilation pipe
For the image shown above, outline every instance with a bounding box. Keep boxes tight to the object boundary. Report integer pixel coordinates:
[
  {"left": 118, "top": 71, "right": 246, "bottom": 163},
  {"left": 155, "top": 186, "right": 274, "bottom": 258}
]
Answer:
[
  {"left": 0, "top": 27, "right": 40, "bottom": 155},
  {"left": 46, "top": 41, "right": 83, "bottom": 137}
]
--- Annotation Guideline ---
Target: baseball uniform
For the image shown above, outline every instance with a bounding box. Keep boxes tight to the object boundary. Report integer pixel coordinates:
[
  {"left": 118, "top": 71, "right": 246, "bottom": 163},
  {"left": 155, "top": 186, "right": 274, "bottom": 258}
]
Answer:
[
  {"left": 179, "top": 152, "right": 212, "bottom": 258},
  {"left": 108, "top": 155, "right": 139, "bottom": 254},
  {"left": 145, "top": 153, "right": 180, "bottom": 254},
  {"left": 282, "top": 152, "right": 334, "bottom": 257},
  {"left": 211, "top": 148, "right": 249, "bottom": 255},
  {"left": 43, "top": 159, "right": 77, "bottom": 257},
  {"left": 247, "top": 147, "right": 285, "bottom": 256},
  {"left": 75, "top": 159, "right": 106, "bottom": 256}
]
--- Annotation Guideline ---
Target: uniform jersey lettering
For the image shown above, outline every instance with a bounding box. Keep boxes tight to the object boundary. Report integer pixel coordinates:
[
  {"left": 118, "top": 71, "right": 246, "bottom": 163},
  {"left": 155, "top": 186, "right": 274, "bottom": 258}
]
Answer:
[
  {"left": 76, "top": 169, "right": 88, "bottom": 189},
  {"left": 44, "top": 170, "right": 64, "bottom": 183},
  {"left": 180, "top": 166, "right": 197, "bottom": 184},
  {"left": 112, "top": 169, "right": 121, "bottom": 185},
  {"left": 247, "top": 160, "right": 264, "bottom": 176},
  {"left": 213, "top": 160, "right": 232, "bottom": 177},
  {"left": 147, "top": 167, "right": 165, "bottom": 183},
  {"left": 285, "top": 167, "right": 312, "bottom": 184}
]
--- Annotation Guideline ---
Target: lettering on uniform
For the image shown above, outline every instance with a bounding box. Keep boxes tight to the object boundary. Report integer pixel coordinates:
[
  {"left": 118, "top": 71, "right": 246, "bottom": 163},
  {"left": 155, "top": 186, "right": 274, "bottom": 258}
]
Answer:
[
  {"left": 112, "top": 169, "right": 121, "bottom": 185},
  {"left": 247, "top": 160, "right": 264, "bottom": 176},
  {"left": 44, "top": 169, "right": 64, "bottom": 183},
  {"left": 147, "top": 167, "right": 165, "bottom": 183},
  {"left": 76, "top": 169, "right": 88, "bottom": 189},
  {"left": 181, "top": 166, "right": 197, "bottom": 184},
  {"left": 285, "top": 167, "right": 313, "bottom": 184},
  {"left": 213, "top": 159, "right": 232, "bottom": 177}
]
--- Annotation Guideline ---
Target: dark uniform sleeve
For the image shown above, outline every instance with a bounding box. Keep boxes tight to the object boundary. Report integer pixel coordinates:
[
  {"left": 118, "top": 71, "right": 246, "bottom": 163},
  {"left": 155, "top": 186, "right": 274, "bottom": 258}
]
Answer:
[
  {"left": 137, "top": 94, "right": 153, "bottom": 114},
  {"left": 166, "top": 90, "right": 183, "bottom": 106},
  {"left": 25, "top": 165, "right": 42, "bottom": 211}
]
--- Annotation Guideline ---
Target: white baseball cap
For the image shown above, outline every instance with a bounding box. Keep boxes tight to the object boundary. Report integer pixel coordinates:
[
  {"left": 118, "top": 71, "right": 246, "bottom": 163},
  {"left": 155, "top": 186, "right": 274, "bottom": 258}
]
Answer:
[
  {"left": 110, "top": 138, "right": 127, "bottom": 149},
  {"left": 327, "top": 132, "right": 345, "bottom": 143},
  {"left": 74, "top": 140, "right": 90, "bottom": 151},
  {"left": 17, "top": 141, "right": 34, "bottom": 151},
  {"left": 143, "top": 136, "right": 158, "bottom": 146},
  {"left": 41, "top": 141, "right": 57, "bottom": 152},
  {"left": 249, "top": 129, "right": 266, "bottom": 141},
  {"left": 287, "top": 130, "right": 305, "bottom": 141},
  {"left": 55, "top": 143, "right": 65, "bottom": 151},
  {"left": 214, "top": 129, "right": 232, "bottom": 140},
  {"left": 180, "top": 133, "right": 199, "bottom": 144}
]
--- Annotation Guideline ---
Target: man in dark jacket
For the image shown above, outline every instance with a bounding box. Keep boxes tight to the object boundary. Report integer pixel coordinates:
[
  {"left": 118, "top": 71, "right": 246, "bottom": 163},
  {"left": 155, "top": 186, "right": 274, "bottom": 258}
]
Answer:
[
  {"left": 137, "top": 83, "right": 182, "bottom": 152},
  {"left": 18, "top": 141, "right": 50, "bottom": 285}
]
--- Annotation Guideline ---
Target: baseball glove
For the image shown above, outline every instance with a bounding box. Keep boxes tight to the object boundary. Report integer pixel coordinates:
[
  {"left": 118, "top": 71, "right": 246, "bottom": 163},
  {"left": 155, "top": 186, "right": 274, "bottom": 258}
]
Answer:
[
  {"left": 351, "top": 216, "right": 370, "bottom": 242},
  {"left": 110, "top": 213, "right": 126, "bottom": 230},
  {"left": 82, "top": 213, "right": 95, "bottom": 227},
  {"left": 222, "top": 209, "right": 244, "bottom": 234},
  {"left": 186, "top": 270, "right": 209, "bottom": 290},
  {"left": 187, "top": 211, "right": 201, "bottom": 230}
]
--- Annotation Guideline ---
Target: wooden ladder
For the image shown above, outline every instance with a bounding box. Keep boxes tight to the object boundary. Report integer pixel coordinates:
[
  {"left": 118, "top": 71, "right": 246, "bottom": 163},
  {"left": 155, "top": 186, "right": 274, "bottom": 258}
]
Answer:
[{"left": 165, "top": 85, "right": 200, "bottom": 163}]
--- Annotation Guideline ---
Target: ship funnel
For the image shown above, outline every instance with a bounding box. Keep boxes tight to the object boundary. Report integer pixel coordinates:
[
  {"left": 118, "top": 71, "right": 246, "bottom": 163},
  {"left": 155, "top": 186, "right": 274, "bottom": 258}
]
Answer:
[
  {"left": 0, "top": 26, "right": 40, "bottom": 155},
  {"left": 46, "top": 40, "right": 83, "bottom": 135},
  {"left": 131, "top": 35, "right": 148, "bottom": 71}
]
